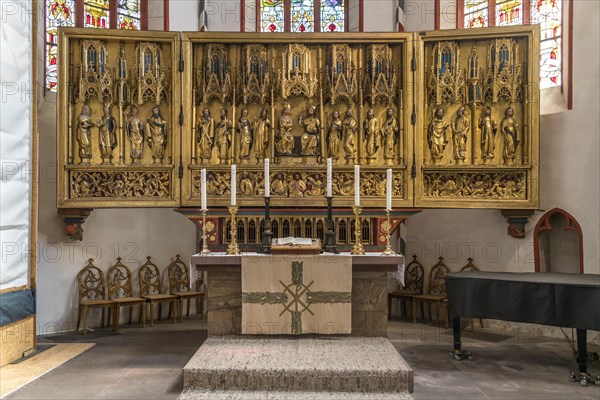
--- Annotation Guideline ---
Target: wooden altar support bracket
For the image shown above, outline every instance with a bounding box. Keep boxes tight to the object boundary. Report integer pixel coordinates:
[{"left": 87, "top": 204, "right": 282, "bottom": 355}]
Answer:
[
  {"left": 500, "top": 209, "right": 536, "bottom": 239},
  {"left": 58, "top": 208, "right": 93, "bottom": 241}
]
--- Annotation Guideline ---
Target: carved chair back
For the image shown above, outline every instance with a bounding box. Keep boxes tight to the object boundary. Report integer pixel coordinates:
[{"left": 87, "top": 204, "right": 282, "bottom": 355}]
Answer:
[
  {"left": 138, "top": 256, "right": 163, "bottom": 295},
  {"left": 428, "top": 257, "right": 451, "bottom": 296},
  {"left": 168, "top": 255, "right": 192, "bottom": 293},
  {"left": 460, "top": 257, "right": 480, "bottom": 272},
  {"left": 397, "top": 255, "right": 424, "bottom": 293},
  {"left": 107, "top": 258, "right": 134, "bottom": 299},
  {"left": 77, "top": 259, "right": 106, "bottom": 301}
]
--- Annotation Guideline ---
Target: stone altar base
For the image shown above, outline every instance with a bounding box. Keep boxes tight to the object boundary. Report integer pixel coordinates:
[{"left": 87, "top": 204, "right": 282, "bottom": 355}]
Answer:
[{"left": 179, "top": 336, "right": 414, "bottom": 400}]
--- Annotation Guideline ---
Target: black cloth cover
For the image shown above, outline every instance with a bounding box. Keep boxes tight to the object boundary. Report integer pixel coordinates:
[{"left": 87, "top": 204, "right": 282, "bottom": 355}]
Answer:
[{"left": 446, "top": 271, "right": 600, "bottom": 331}]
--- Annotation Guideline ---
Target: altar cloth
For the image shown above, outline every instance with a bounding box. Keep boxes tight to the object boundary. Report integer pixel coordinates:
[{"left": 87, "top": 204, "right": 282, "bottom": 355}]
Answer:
[{"left": 241, "top": 254, "right": 352, "bottom": 335}]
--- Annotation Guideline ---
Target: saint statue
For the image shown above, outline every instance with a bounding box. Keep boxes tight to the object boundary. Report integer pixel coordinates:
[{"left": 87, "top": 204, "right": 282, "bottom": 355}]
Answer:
[
  {"left": 452, "top": 105, "right": 470, "bottom": 164},
  {"left": 275, "top": 103, "right": 294, "bottom": 155},
  {"left": 479, "top": 106, "right": 497, "bottom": 162},
  {"left": 343, "top": 109, "right": 357, "bottom": 164},
  {"left": 145, "top": 106, "right": 168, "bottom": 164},
  {"left": 299, "top": 105, "right": 320, "bottom": 156},
  {"left": 239, "top": 174, "right": 254, "bottom": 195},
  {"left": 427, "top": 107, "right": 449, "bottom": 163},
  {"left": 238, "top": 108, "right": 253, "bottom": 161},
  {"left": 254, "top": 108, "right": 271, "bottom": 162},
  {"left": 382, "top": 107, "right": 399, "bottom": 165},
  {"left": 77, "top": 104, "right": 94, "bottom": 163},
  {"left": 197, "top": 108, "right": 214, "bottom": 163},
  {"left": 501, "top": 107, "right": 519, "bottom": 164},
  {"left": 271, "top": 173, "right": 288, "bottom": 196},
  {"left": 215, "top": 108, "right": 232, "bottom": 163},
  {"left": 363, "top": 108, "right": 380, "bottom": 163},
  {"left": 97, "top": 104, "right": 117, "bottom": 164},
  {"left": 327, "top": 110, "right": 343, "bottom": 160},
  {"left": 127, "top": 105, "right": 144, "bottom": 163},
  {"left": 290, "top": 173, "right": 307, "bottom": 197}
]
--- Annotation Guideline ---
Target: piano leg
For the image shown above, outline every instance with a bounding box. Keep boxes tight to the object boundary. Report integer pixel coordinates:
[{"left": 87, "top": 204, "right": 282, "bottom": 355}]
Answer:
[
  {"left": 449, "top": 316, "right": 472, "bottom": 361},
  {"left": 569, "top": 329, "right": 599, "bottom": 386}
]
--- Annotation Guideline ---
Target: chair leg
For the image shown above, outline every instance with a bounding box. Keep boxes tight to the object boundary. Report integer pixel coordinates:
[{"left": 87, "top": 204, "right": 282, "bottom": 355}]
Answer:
[
  {"left": 82, "top": 305, "right": 89, "bottom": 336},
  {"left": 187, "top": 298, "right": 191, "bottom": 317},
  {"left": 114, "top": 306, "right": 120, "bottom": 333},
  {"left": 128, "top": 305, "right": 133, "bottom": 325},
  {"left": 141, "top": 303, "right": 146, "bottom": 328},
  {"left": 107, "top": 307, "right": 112, "bottom": 328},
  {"left": 179, "top": 299, "right": 184, "bottom": 322},
  {"left": 76, "top": 305, "right": 82, "bottom": 332},
  {"left": 200, "top": 296, "right": 204, "bottom": 319},
  {"left": 158, "top": 303, "right": 162, "bottom": 321},
  {"left": 101, "top": 308, "right": 105, "bottom": 328},
  {"left": 412, "top": 300, "right": 417, "bottom": 323},
  {"left": 171, "top": 300, "right": 176, "bottom": 324},
  {"left": 387, "top": 295, "right": 392, "bottom": 319},
  {"left": 479, "top": 318, "right": 484, "bottom": 328},
  {"left": 149, "top": 302, "right": 155, "bottom": 327}
]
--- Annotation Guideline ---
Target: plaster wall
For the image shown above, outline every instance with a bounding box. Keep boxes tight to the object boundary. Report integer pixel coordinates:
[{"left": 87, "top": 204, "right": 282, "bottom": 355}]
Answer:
[
  {"left": 205, "top": 0, "right": 241, "bottom": 32},
  {"left": 363, "top": 0, "right": 397, "bottom": 32}
]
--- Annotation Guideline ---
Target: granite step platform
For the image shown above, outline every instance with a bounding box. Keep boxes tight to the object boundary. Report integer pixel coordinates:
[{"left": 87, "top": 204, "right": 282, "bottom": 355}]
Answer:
[
  {"left": 181, "top": 336, "right": 413, "bottom": 396},
  {"left": 178, "top": 389, "right": 415, "bottom": 400}
]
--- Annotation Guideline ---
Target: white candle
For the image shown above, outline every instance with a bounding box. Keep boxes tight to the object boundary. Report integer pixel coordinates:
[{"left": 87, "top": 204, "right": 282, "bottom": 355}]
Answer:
[
  {"left": 386, "top": 169, "right": 392, "bottom": 211},
  {"left": 264, "top": 158, "right": 270, "bottom": 197},
  {"left": 327, "top": 158, "right": 333, "bottom": 198},
  {"left": 354, "top": 164, "right": 360, "bottom": 206},
  {"left": 231, "top": 164, "right": 237, "bottom": 206},
  {"left": 201, "top": 168, "right": 207, "bottom": 210}
]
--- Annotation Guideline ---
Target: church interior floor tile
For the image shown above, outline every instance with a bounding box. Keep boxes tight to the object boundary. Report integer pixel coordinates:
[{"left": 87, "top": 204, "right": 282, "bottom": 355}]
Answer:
[{"left": 4, "top": 316, "right": 599, "bottom": 400}]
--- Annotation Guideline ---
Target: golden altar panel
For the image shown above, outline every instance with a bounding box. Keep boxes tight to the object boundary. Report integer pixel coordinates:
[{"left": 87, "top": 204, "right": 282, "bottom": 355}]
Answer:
[
  {"left": 57, "top": 27, "right": 539, "bottom": 210},
  {"left": 415, "top": 26, "right": 539, "bottom": 209},
  {"left": 57, "top": 29, "right": 180, "bottom": 208}
]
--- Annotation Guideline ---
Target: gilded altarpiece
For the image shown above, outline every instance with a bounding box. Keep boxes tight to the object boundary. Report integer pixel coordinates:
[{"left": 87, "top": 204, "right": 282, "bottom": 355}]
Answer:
[
  {"left": 57, "top": 29, "right": 180, "bottom": 207},
  {"left": 416, "top": 26, "right": 539, "bottom": 208},
  {"left": 182, "top": 33, "right": 413, "bottom": 208},
  {"left": 57, "top": 28, "right": 539, "bottom": 211}
]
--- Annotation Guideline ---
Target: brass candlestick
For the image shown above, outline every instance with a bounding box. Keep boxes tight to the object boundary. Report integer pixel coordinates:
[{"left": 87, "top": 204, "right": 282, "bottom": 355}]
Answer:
[
  {"left": 201, "top": 209, "right": 211, "bottom": 255},
  {"left": 227, "top": 206, "right": 240, "bottom": 254},
  {"left": 351, "top": 206, "right": 366, "bottom": 255},
  {"left": 382, "top": 209, "right": 396, "bottom": 255}
]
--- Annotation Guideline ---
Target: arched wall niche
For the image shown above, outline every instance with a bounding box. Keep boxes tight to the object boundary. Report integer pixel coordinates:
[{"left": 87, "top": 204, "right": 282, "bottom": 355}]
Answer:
[{"left": 534, "top": 208, "right": 583, "bottom": 273}]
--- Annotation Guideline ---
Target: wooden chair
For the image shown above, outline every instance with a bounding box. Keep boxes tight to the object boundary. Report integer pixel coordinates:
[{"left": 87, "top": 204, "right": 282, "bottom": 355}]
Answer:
[
  {"left": 388, "top": 255, "right": 424, "bottom": 319},
  {"left": 167, "top": 254, "right": 205, "bottom": 321},
  {"left": 460, "top": 258, "right": 484, "bottom": 329},
  {"left": 138, "top": 256, "right": 178, "bottom": 326},
  {"left": 412, "top": 257, "right": 451, "bottom": 328},
  {"left": 107, "top": 258, "right": 146, "bottom": 332},
  {"left": 76, "top": 259, "right": 114, "bottom": 336}
]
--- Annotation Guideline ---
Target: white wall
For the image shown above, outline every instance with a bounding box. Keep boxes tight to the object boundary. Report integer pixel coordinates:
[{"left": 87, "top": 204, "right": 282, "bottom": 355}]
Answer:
[
  {"left": 363, "top": 0, "right": 397, "bottom": 32},
  {"left": 401, "top": 0, "right": 435, "bottom": 31},
  {"left": 204, "top": 0, "right": 240, "bottom": 32},
  {"left": 169, "top": 0, "right": 199, "bottom": 31}
]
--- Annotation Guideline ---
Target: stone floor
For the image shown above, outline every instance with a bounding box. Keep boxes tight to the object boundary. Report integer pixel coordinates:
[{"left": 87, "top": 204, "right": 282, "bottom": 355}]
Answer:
[{"left": 5, "top": 315, "right": 600, "bottom": 400}]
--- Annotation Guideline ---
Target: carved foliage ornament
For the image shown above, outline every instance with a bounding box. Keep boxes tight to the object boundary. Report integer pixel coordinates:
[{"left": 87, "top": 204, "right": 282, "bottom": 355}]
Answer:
[
  {"left": 423, "top": 171, "right": 526, "bottom": 199},
  {"left": 71, "top": 171, "right": 171, "bottom": 198}
]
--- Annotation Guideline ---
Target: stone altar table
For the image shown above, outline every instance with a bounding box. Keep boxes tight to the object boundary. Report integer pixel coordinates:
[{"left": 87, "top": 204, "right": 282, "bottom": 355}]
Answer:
[{"left": 190, "top": 252, "right": 402, "bottom": 337}]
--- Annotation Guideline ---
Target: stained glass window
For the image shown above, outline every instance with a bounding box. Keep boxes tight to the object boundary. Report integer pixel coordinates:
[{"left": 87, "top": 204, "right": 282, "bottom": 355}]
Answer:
[
  {"left": 464, "top": 0, "right": 489, "bottom": 28},
  {"left": 260, "top": 0, "right": 346, "bottom": 33},
  {"left": 260, "top": 0, "right": 285, "bottom": 32},
  {"left": 496, "top": 0, "right": 522, "bottom": 26},
  {"left": 84, "top": 0, "right": 110, "bottom": 28},
  {"left": 117, "top": 0, "right": 140, "bottom": 30},
  {"left": 46, "top": 0, "right": 75, "bottom": 91},
  {"left": 291, "top": 0, "right": 315, "bottom": 32},
  {"left": 321, "top": 0, "right": 344, "bottom": 32},
  {"left": 531, "top": 0, "right": 562, "bottom": 88}
]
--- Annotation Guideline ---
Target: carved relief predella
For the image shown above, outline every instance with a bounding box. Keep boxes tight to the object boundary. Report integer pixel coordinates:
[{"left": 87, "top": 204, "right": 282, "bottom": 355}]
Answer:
[{"left": 58, "top": 28, "right": 538, "bottom": 209}]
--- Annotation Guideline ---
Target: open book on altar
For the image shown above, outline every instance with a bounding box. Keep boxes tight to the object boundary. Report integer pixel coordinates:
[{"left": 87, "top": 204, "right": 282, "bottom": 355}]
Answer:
[{"left": 271, "top": 237, "right": 322, "bottom": 253}]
